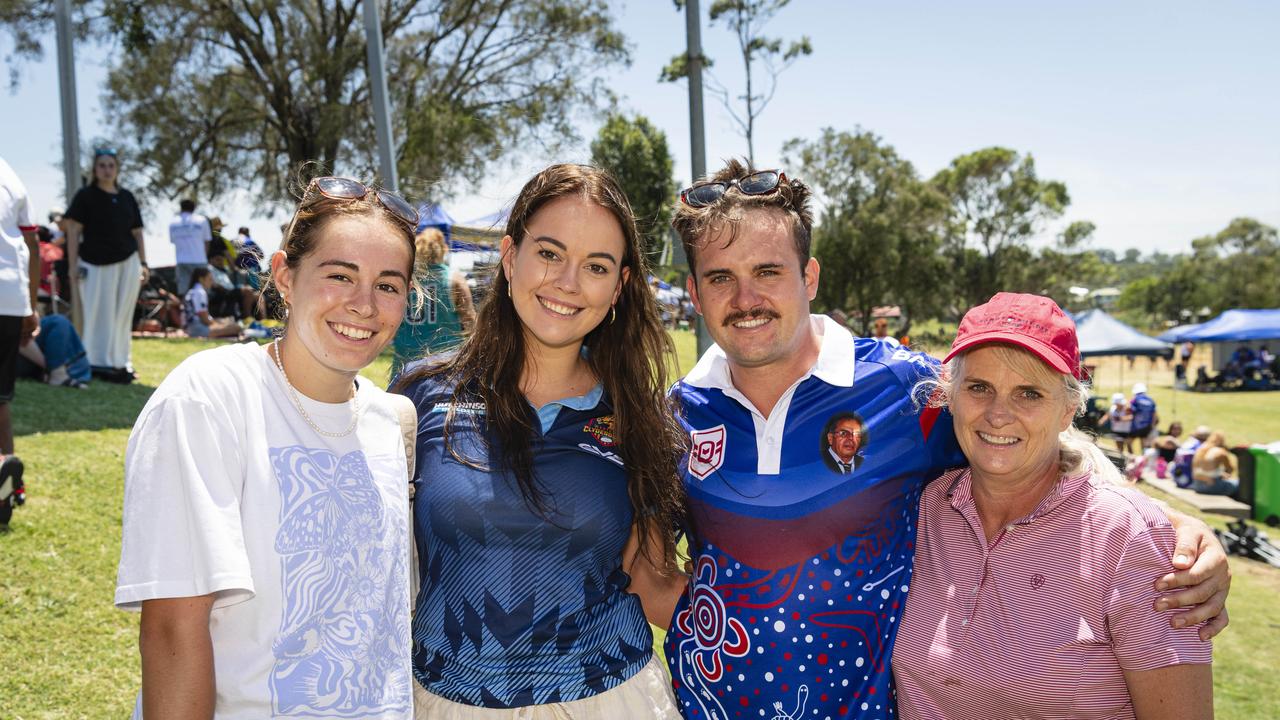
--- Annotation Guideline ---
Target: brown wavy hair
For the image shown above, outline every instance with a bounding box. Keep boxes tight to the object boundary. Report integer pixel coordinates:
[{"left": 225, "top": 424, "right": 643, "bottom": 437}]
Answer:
[
  {"left": 394, "top": 163, "right": 688, "bottom": 572},
  {"left": 671, "top": 158, "right": 814, "bottom": 277},
  {"left": 260, "top": 178, "right": 418, "bottom": 319}
]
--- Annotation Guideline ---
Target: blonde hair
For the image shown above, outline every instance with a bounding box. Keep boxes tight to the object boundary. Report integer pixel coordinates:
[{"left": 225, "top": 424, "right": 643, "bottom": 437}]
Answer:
[
  {"left": 416, "top": 227, "right": 448, "bottom": 266},
  {"left": 915, "top": 344, "right": 1123, "bottom": 485},
  {"left": 1192, "top": 431, "right": 1232, "bottom": 468}
]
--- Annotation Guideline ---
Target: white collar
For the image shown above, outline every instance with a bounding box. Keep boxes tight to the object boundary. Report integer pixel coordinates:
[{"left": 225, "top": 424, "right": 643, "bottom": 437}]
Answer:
[{"left": 683, "top": 314, "right": 856, "bottom": 391}]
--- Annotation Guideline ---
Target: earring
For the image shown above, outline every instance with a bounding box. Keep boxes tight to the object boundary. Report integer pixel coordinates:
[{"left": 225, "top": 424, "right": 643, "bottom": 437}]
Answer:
[
  {"left": 507, "top": 283, "right": 512, "bottom": 298},
  {"left": 609, "top": 306, "right": 616, "bottom": 325}
]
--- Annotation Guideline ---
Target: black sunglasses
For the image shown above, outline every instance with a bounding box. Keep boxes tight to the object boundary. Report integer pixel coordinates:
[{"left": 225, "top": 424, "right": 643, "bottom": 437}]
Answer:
[
  {"left": 305, "top": 176, "right": 419, "bottom": 227},
  {"left": 680, "top": 169, "right": 787, "bottom": 208}
]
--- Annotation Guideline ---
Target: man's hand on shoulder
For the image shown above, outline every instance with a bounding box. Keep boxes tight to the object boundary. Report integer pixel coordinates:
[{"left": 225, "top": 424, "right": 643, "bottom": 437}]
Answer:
[{"left": 1156, "top": 510, "right": 1230, "bottom": 641}]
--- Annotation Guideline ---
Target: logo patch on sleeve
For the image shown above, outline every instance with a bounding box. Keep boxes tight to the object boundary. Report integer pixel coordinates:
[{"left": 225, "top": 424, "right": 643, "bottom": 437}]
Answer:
[{"left": 688, "top": 425, "right": 727, "bottom": 480}]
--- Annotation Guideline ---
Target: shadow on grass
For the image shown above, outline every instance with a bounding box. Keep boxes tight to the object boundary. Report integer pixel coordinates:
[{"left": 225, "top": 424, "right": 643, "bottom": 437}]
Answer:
[{"left": 11, "top": 377, "right": 157, "bottom": 435}]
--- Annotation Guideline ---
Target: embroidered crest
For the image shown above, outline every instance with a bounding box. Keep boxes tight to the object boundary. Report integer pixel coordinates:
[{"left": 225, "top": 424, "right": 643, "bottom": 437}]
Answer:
[
  {"left": 583, "top": 415, "right": 617, "bottom": 447},
  {"left": 688, "top": 425, "right": 726, "bottom": 480}
]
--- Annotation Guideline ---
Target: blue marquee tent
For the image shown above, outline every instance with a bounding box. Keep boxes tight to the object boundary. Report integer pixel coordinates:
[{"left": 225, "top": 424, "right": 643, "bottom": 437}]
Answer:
[
  {"left": 416, "top": 203, "right": 456, "bottom": 243},
  {"left": 460, "top": 208, "right": 511, "bottom": 230},
  {"left": 1073, "top": 309, "right": 1172, "bottom": 358},
  {"left": 1157, "top": 323, "right": 1201, "bottom": 343},
  {"left": 1166, "top": 309, "right": 1280, "bottom": 343}
]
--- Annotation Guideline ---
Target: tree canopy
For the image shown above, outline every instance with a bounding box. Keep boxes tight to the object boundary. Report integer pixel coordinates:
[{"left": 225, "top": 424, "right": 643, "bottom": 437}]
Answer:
[
  {"left": 1118, "top": 218, "right": 1280, "bottom": 324},
  {"left": 589, "top": 113, "right": 676, "bottom": 263},
  {"left": 8, "top": 0, "right": 630, "bottom": 206},
  {"left": 930, "top": 147, "right": 1069, "bottom": 307},
  {"left": 784, "top": 127, "right": 947, "bottom": 334}
]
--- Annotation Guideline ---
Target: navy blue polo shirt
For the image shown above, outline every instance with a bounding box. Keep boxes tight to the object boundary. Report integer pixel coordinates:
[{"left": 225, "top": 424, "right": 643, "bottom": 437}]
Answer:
[
  {"left": 396, "top": 372, "right": 652, "bottom": 708},
  {"left": 665, "top": 316, "right": 964, "bottom": 720}
]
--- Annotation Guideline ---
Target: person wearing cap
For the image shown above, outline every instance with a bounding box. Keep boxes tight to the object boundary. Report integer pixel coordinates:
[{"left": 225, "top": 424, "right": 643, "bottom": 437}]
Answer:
[
  {"left": 1105, "top": 390, "right": 1133, "bottom": 451},
  {"left": 1127, "top": 382, "right": 1159, "bottom": 455},
  {"left": 663, "top": 158, "right": 1230, "bottom": 720},
  {"left": 893, "top": 292, "right": 1212, "bottom": 720}
]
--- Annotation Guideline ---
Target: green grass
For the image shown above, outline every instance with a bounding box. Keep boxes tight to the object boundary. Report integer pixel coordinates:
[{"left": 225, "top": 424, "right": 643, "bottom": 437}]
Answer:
[
  {"left": 2, "top": 335, "right": 1278, "bottom": 718},
  {"left": 1135, "top": 485, "right": 1280, "bottom": 719}
]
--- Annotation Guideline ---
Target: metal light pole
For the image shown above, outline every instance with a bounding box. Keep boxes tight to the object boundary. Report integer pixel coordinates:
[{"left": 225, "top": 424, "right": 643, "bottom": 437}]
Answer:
[
  {"left": 55, "top": 0, "right": 81, "bottom": 203},
  {"left": 363, "top": 0, "right": 399, "bottom": 192},
  {"left": 685, "top": 0, "right": 713, "bottom": 357}
]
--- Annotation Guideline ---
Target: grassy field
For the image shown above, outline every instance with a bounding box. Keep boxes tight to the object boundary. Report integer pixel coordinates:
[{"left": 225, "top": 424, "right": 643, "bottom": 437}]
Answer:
[{"left": 1, "top": 333, "right": 1278, "bottom": 718}]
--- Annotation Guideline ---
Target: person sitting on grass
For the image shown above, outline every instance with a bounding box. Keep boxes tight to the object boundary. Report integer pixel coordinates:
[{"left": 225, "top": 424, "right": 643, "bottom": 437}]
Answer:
[
  {"left": 16, "top": 313, "right": 91, "bottom": 388},
  {"left": 1190, "top": 431, "right": 1240, "bottom": 496},
  {"left": 1153, "top": 421, "right": 1185, "bottom": 478},
  {"left": 1172, "top": 425, "right": 1211, "bottom": 488},
  {"left": 208, "top": 246, "right": 259, "bottom": 320},
  {"left": 183, "top": 268, "right": 240, "bottom": 339}
]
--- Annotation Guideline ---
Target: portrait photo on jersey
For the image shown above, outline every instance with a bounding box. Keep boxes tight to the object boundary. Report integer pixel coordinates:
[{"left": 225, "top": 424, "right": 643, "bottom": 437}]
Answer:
[{"left": 820, "top": 412, "right": 866, "bottom": 475}]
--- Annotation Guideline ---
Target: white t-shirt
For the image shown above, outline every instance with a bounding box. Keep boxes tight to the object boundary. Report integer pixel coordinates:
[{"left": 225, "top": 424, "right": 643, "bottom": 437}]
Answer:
[
  {"left": 184, "top": 283, "right": 210, "bottom": 326},
  {"left": 0, "top": 156, "right": 34, "bottom": 317},
  {"left": 116, "top": 342, "right": 413, "bottom": 719},
  {"left": 1108, "top": 402, "right": 1133, "bottom": 434},
  {"left": 169, "top": 211, "right": 213, "bottom": 264}
]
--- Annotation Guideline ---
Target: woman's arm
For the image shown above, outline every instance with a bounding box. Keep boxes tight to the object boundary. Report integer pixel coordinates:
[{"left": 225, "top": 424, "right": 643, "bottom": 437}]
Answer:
[
  {"left": 622, "top": 523, "right": 689, "bottom": 630},
  {"left": 450, "top": 272, "right": 475, "bottom": 335},
  {"left": 1124, "top": 663, "right": 1213, "bottom": 720},
  {"left": 132, "top": 227, "right": 150, "bottom": 282},
  {"left": 63, "top": 218, "right": 82, "bottom": 288},
  {"left": 140, "top": 594, "right": 216, "bottom": 720}
]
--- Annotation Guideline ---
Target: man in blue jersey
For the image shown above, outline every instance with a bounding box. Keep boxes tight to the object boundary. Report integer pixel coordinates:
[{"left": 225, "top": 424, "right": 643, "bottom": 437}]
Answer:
[
  {"left": 1128, "top": 381, "right": 1159, "bottom": 454},
  {"left": 660, "top": 160, "right": 1230, "bottom": 720}
]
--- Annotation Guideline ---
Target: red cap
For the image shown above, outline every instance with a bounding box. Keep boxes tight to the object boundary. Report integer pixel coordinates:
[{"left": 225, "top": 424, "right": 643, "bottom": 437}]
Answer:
[{"left": 944, "top": 292, "right": 1082, "bottom": 379}]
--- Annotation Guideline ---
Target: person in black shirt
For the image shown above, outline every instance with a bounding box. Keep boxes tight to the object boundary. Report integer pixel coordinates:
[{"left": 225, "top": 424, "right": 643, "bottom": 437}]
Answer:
[{"left": 63, "top": 148, "right": 148, "bottom": 383}]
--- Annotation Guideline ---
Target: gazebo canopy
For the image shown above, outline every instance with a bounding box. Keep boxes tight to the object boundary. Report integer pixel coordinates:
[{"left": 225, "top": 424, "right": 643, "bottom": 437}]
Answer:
[
  {"left": 1169, "top": 309, "right": 1280, "bottom": 343},
  {"left": 1074, "top": 309, "right": 1172, "bottom": 358}
]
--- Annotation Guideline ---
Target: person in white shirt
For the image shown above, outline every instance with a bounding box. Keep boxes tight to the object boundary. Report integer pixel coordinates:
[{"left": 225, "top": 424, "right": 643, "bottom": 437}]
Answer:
[
  {"left": 168, "top": 199, "right": 212, "bottom": 296},
  {"left": 0, "top": 155, "right": 40, "bottom": 527},
  {"left": 116, "top": 176, "right": 422, "bottom": 719}
]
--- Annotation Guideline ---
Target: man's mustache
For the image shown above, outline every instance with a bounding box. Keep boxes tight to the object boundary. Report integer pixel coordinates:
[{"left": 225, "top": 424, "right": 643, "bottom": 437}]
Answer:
[{"left": 723, "top": 308, "right": 780, "bottom": 327}]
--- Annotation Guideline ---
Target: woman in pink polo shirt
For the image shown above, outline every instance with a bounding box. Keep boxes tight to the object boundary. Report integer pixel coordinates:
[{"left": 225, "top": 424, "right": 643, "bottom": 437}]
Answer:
[{"left": 893, "top": 292, "right": 1212, "bottom": 720}]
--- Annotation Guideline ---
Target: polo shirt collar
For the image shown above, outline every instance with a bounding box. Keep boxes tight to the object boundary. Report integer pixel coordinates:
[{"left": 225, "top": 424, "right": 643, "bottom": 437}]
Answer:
[
  {"left": 531, "top": 383, "right": 605, "bottom": 434},
  {"left": 946, "top": 466, "right": 1094, "bottom": 525},
  {"left": 683, "top": 314, "right": 857, "bottom": 391}
]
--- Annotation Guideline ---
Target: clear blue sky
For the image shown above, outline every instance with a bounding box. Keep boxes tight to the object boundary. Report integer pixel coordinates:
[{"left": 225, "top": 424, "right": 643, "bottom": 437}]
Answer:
[{"left": 2, "top": 0, "right": 1277, "bottom": 267}]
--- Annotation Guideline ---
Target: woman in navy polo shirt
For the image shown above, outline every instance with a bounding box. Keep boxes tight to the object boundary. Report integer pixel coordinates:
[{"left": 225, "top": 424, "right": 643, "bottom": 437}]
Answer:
[{"left": 393, "top": 164, "right": 688, "bottom": 718}]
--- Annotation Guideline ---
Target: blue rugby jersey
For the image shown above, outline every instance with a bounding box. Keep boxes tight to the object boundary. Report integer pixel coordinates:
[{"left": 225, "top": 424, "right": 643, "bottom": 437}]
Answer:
[
  {"left": 665, "top": 316, "right": 964, "bottom": 720},
  {"left": 396, "top": 373, "right": 652, "bottom": 708},
  {"left": 1130, "top": 392, "right": 1157, "bottom": 430}
]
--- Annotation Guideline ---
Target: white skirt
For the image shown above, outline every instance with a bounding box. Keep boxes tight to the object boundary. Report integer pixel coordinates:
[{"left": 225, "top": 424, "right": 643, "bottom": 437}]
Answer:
[{"left": 413, "top": 655, "right": 680, "bottom": 720}]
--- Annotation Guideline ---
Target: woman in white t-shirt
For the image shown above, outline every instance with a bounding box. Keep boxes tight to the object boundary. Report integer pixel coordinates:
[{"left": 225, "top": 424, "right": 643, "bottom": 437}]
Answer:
[
  {"left": 116, "top": 177, "right": 422, "bottom": 719},
  {"left": 1107, "top": 391, "right": 1133, "bottom": 451}
]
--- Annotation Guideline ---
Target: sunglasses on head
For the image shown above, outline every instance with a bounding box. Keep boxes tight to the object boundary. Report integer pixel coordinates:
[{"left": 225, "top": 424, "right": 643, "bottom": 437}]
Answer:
[
  {"left": 304, "top": 176, "right": 419, "bottom": 227},
  {"left": 93, "top": 147, "right": 118, "bottom": 158},
  {"left": 679, "top": 169, "right": 787, "bottom": 208}
]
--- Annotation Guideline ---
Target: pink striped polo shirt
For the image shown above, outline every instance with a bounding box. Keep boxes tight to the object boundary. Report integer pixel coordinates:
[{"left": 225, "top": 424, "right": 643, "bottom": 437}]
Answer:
[{"left": 892, "top": 467, "right": 1211, "bottom": 719}]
